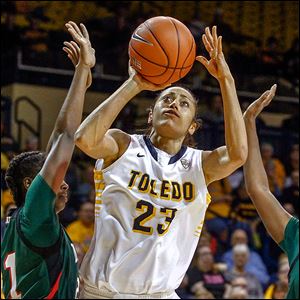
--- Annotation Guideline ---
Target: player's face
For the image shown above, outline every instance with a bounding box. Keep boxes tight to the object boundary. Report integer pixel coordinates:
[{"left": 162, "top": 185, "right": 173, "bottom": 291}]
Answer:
[
  {"left": 151, "top": 87, "right": 197, "bottom": 139},
  {"left": 55, "top": 181, "right": 69, "bottom": 213}
]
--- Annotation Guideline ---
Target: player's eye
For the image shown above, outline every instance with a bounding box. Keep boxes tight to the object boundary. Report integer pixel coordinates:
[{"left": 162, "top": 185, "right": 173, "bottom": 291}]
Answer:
[
  {"left": 163, "top": 96, "right": 172, "bottom": 103},
  {"left": 180, "top": 100, "right": 189, "bottom": 107}
]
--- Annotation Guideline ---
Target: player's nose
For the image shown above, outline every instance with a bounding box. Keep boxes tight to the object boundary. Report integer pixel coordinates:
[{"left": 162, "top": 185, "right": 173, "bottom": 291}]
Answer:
[
  {"left": 61, "top": 181, "right": 69, "bottom": 191},
  {"left": 169, "top": 99, "right": 179, "bottom": 110}
]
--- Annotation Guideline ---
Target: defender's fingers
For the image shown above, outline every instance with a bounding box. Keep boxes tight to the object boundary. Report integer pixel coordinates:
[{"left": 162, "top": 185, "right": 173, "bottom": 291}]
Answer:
[
  {"left": 80, "top": 23, "right": 90, "bottom": 40},
  {"left": 67, "top": 21, "right": 83, "bottom": 37},
  {"left": 70, "top": 41, "right": 80, "bottom": 58},
  {"left": 217, "top": 36, "right": 222, "bottom": 54},
  {"left": 205, "top": 27, "right": 214, "bottom": 48},
  {"left": 64, "top": 41, "right": 77, "bottom": 55},
  {"left": 65, "top": 26, "right": 82, "bottom": 44},
  {"left": 202, "top": 34, "right": 213, "bottom": 54},
  {"left": 212, "top": 26, "right": 218, "bottom": 47}
]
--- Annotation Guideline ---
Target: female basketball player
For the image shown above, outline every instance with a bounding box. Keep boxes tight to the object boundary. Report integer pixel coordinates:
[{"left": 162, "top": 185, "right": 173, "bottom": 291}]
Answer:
[
  {"left": 75, "top": 26, "right": 248, "bottom": 299},
  {"left": 243, "top": 85, "right": 299, "bottom": 299},
  {"left": 1, "top": 21, "right": 95, "bottom": 298}
]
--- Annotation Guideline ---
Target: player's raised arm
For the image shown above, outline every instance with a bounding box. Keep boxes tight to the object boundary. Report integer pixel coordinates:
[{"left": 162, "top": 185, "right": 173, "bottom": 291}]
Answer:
[
  {"left": 40, "top": 21, "right": 95, "bottom": 193},
  {"left": 196, "top": 26, "right": 248, "bottom": 185},
  {"left": 74, "top": 63, "right": 170, "bottom": 163},
  {"left": 243, "top": 85, "right": 292, "bottom": 244}
]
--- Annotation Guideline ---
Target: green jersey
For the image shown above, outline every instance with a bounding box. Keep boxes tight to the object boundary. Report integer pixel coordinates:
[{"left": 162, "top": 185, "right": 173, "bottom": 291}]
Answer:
[
  {"left": 279, "top": 217, "right": 299, "bottom": 299},
  {"left": 1, "top": 175, "right": 78, "bottom": 299}
]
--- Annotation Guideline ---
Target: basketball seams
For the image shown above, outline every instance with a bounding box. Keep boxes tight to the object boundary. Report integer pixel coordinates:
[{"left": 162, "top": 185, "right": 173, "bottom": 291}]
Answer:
[
  {"left": 144, "top": 21, "right": 170, "bottom": 68},
  {"left": 129, "top": 43, "right": 168, "bottom": 76},
  {"left": 161, "top": 18, "right": 181, "bottom": 84},
  {"left": 179, "top": 34, "right": 195, "bottom": 79}
]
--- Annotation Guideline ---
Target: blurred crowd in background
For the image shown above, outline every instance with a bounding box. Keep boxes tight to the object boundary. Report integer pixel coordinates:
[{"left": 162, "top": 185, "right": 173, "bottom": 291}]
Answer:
[
  {"left": 1, "top": 1, "right": 299, "bottom": 299},
  {"left": 1, "top": 1, "right": 299, "bottom": 95}
]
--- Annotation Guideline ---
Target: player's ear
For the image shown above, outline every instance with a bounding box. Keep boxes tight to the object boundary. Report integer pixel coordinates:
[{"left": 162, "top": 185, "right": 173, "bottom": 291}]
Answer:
[
  {"left": 147, "top": 109, "right": 153, "bottom": 125},
  {"left": 188, "top": 120, "right": 197, "bottom": 135},
  {"left": 23, "top": 177, "right": 33, "bottom": 190}
]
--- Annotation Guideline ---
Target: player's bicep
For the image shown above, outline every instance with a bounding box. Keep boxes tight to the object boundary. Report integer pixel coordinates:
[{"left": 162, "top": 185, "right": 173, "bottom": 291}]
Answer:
[
  {"left": 40, "top": 133, "right": 74, "bottom": 193},
  {"left": 75, "top": 128, "right": 130, "bottom": 161},
  {"left": 202, "top": 146, "right": 242, "bottom": 185},
  {"left": 21, "top": 175, "right": 60, "bottom": 246}
]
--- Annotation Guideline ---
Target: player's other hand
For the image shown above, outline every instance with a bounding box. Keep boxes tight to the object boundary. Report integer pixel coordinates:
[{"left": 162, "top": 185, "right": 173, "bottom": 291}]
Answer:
[
  {"left": 243, "top": 84, "right": 277, "bottom": 120},
  {"left": 65, "top": 21, "right": 95, "bottom": 69},
  {"left": 196, "top": 26, "right": 232, "bottom": 81},
  {"left": 128, "top": 62, "right": 171, "bottom": 92},
  {"left": 63, "top": 40, "right": 93, "bottom": 88}
]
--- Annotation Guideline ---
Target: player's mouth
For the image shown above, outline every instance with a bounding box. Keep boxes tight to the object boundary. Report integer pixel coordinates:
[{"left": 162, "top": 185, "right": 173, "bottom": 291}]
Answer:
[
  {"left": 58, "top": 192, "right": 68, "bottom": 202},
  {"left": 163, "top": 109, "right": 180, "bottom": 118}
]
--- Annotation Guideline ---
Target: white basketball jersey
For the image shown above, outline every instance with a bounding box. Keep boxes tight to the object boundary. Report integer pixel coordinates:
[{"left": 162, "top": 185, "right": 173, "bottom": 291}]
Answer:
[{"left": 80, "top": 134, "right": 211, "bottom": 295}]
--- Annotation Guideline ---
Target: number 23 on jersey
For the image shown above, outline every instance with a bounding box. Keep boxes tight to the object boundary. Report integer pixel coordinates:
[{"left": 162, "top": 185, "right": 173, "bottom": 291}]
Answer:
[{"left": 132, "top": 200, "right": 177, "bottom": 236}]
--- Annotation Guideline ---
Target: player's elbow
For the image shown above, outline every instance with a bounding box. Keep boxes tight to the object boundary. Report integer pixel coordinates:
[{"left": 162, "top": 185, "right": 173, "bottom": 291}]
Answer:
[
  {"left": 74, "top": 129, "right": 87, "bottom": 148},
  {"left": 231, "top": 145, "right": 248, "bottom": 167},
  {"left": 245, "top": 183, "right": 270, "bottom": 199}
]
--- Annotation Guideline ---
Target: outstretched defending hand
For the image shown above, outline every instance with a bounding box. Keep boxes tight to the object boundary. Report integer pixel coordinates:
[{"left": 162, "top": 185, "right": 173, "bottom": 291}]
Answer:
[
  {"left": 196, "top": 26, "right": 231, "bottom": 81},
  {"left": 65, "top": 21, "right": 96, "bottom": 69},
  {"left": 243, "top": 84, "right": 277, "bottom": 120},
  {"left": 63, "top": 39, "right": 93, "bottom": 88}
]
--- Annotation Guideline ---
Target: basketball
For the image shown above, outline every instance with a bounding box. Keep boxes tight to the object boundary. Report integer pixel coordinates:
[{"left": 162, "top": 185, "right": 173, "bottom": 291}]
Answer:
[{"left": 128, "top": 16, "right": 196, "bottom": 85}]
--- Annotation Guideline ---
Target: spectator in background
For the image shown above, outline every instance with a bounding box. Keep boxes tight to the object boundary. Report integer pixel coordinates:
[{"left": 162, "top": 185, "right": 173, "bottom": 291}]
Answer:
[
  {"left": 21, "top": 10, "right": 49, "bottom": 66},
  {"left": 187, "top": 246, "right": 230, "bottom": 299},
  {"left": 227, "top": 167, "right": 244, "bottom": 190},
  {"left": 224, "top": 276, "right": 249, "bottom": 299},
  {"left": 202, "top": 94, "right": 224, "bottom": 125},
  {"left": 205, "top": 177, "right": 233, "bottom": 260},
  {"left": 264, "top": 261, "right": 289, "bottom": 299},
  {"left": 230, "top": 180, "right": 263, "bottom": 249},
  {"left": 283, "top": 37, "right": 299, "bottom": 88},
  {"left": 281, "top": 170, "right": 299, "bottom": 217},
  {"left": 225, "top": 244, "right": 263, "bottom": 299},
  {"left": 284, "top": 144, "right": 299, "bottom": 186},
  {"left": 261, "top": 142, "right": 286, "bottom": 197},
  {"left": 222, "top": 228, "right": 269, "bottom": 288},
  {"left": 66, "top": 201, "right": 95, "bottom": 254},
  {"left": 1, "top": 0, "right": 20, "bottom": 75},
  {"left": 260, "top": 36, "right": 283, "bottom": 76},
  {"left": 200, "top": 94, "right": 225, "bottom": 148}
]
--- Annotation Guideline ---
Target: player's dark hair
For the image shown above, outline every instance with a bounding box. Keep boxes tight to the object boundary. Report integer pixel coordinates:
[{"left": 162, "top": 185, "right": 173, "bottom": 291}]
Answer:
[
  {"left": 144, "top": 86, "right": 202, "bottom": 148},
  {"left": 5, "top": 151, "right": 46, "bottom": 207}
]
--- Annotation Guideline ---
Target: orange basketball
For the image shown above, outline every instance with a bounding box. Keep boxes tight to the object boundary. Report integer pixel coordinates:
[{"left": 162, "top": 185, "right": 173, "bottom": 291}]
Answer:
[{"left": 129, "top": 16, "right": 196, "bottom": 85}]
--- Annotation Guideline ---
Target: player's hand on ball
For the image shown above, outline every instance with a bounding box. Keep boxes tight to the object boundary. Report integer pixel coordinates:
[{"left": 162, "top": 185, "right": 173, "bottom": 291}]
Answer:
[
  {"left": 65, "top": 21, "right": 95, "bottom": 69},
  {"left": 128, "top": 63, "right": 171, "bottom": 92},
  {"left": 196, "top": 26, "right": 231, "bottom": 80},
  {"left": 63, "top": 40, "right": 93, "bottom": 88},
  {"left": 243, "top": 84, "right": 277, "bottom": 120}
]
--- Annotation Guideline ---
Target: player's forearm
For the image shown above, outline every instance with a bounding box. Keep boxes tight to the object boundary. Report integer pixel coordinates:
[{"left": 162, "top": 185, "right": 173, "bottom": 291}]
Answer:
[
  {"left": 75, "top": 78, "right": 140, "bottom": 149},
  {"left": 219, "top": 75, "right": 247, "bottom": 163},
  {"left": 242, "top": 118, "right": 291, "bottom": 243},
  {"left": 46, "top": 65, "right": 89, "bottom": 152},
  {"left": 243, "top": 118, "right": 270, "bottom": 190}
]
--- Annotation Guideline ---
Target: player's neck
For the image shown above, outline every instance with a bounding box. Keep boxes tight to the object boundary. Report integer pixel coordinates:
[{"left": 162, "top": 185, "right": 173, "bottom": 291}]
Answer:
[{"left": 149, "top": 132, "right": 184, "bottom": 155}]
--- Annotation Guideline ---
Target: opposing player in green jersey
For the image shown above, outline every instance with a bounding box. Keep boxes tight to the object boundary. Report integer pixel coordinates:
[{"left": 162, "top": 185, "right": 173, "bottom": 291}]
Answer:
[
  {"left": 243, "top": 84, "right": 299, "bottom": 299},
  {"left": 1, "top": 21, "right": 95, "bottom": 299}
]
